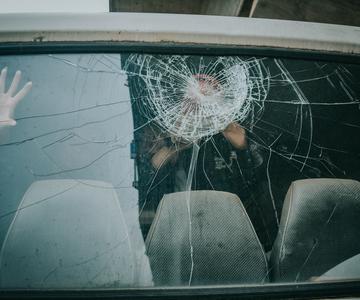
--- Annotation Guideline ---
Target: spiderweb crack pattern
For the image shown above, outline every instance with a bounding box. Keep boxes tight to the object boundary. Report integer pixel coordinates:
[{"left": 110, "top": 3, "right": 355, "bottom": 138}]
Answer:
[{"left": 124, "top": 55, "right": 269, "bottom": 143}]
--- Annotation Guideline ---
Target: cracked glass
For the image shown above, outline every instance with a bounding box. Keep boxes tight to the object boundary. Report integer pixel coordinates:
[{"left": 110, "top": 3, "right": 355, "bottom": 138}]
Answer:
[{"left": 0, "top": 53, "right": 359, "bottom": 288}]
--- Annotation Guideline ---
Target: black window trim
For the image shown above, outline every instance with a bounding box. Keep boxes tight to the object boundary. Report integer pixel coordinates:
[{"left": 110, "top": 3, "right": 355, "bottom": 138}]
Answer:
[
  {"left": 1, "top": 280, "right": 360, "bottom": 299},
  {"left": 0, "top": 41, "right": 360, "bottom": 64}
]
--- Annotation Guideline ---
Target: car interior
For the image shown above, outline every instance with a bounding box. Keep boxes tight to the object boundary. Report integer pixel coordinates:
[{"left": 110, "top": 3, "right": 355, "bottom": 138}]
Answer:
[
  {"left": 1, "top": 178, "right": 359, "bottom": 287},
  {"left": 0, "top": 48, "right": 359, "bottom": 300}
]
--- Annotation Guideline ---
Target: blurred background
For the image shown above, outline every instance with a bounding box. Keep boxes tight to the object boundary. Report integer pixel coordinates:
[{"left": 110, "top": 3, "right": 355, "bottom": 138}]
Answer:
[
  {"left": 0, "top": 0, "right": 359, "bottom": 27},
  {"left": 110, "top": 0, "right": 360, "bottom": 27}
]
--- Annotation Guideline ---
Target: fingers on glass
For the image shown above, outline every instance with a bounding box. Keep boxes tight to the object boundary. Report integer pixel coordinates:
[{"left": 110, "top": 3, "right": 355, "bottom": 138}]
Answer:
[
  {"left": 8, "top": 70, "right": 21, "bottom": 97},
  {"left": 0, "top": 67, "right": 8, "bottom": 94},
  {"left": 14, "top": 81, "right": 32, "bottom": 104},
  {"left": 0, "top": 119, "right": 16, "bottom": 126}
]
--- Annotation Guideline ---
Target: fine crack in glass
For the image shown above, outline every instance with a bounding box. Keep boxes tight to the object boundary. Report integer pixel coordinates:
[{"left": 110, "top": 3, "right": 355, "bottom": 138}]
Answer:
[{"left": 0, "top": 53, "right": 359, "bottom": 288}]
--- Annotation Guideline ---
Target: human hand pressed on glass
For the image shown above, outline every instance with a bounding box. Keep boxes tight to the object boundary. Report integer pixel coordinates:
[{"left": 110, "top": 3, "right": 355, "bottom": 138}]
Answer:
[
  {"left": 0, "top": 67, "right": 32, "bottom": 127},
  {"left": 222, "top": 122, "right": 247, "bottom": 150},
  {"left": 151, "top": 135, "right": 192, "bottom": 170},
  {"left": 151, "top": 123, "right": 247, "bottom": 170}
]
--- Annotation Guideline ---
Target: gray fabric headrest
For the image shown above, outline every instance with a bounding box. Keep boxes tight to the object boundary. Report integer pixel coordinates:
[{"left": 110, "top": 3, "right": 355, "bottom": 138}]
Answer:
[
  {"left": 0, "top": 179, "right": 153, "bottom": 288},
  {"left": 270, "top": 178, "right": 360, "bottom": 282},
  {"left": 146, "top": 190, "right": 268, "bottom": 286}
]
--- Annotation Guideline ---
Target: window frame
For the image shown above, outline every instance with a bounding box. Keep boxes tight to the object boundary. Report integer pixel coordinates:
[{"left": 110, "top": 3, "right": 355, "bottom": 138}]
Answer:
[{"left": 0, "top": 13, "right": 360, "bottom": 299}]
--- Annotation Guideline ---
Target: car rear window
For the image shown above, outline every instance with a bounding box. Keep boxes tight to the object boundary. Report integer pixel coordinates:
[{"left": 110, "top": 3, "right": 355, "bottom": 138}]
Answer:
[{"left": 0, "top": 53, "right": 359, "bottom": 290}]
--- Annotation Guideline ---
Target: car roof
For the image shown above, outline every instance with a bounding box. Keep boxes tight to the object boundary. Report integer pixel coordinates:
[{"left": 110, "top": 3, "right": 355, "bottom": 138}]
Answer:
[{"left": 0, "top": 13, "right": 359, "bottom": 54}]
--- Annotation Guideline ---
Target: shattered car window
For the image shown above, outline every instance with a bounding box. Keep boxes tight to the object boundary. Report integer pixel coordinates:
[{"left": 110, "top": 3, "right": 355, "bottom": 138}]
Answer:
[{"left": 0, "top": 53, "right": 359, "bottom": 288}]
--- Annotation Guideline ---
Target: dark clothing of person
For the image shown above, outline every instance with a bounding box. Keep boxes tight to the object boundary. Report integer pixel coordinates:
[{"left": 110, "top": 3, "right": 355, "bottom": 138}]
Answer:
[{"left": 136, "top": 130, "right": 276, "bottom": 251}]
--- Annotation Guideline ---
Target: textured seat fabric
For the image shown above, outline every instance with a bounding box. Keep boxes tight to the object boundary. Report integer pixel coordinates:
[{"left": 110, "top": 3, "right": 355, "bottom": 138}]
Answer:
[
  {"left": 145, "top": 190, "right": 268, "bottom": 286},
  {"left": 319, "top": 253, "right": 360, "bottom": 281},
  {"left": 0, "top": 180, "right": 153, "bottom": 288},
  {"left": 270, "top": 179, "right": 360, "bottom": 282}
]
